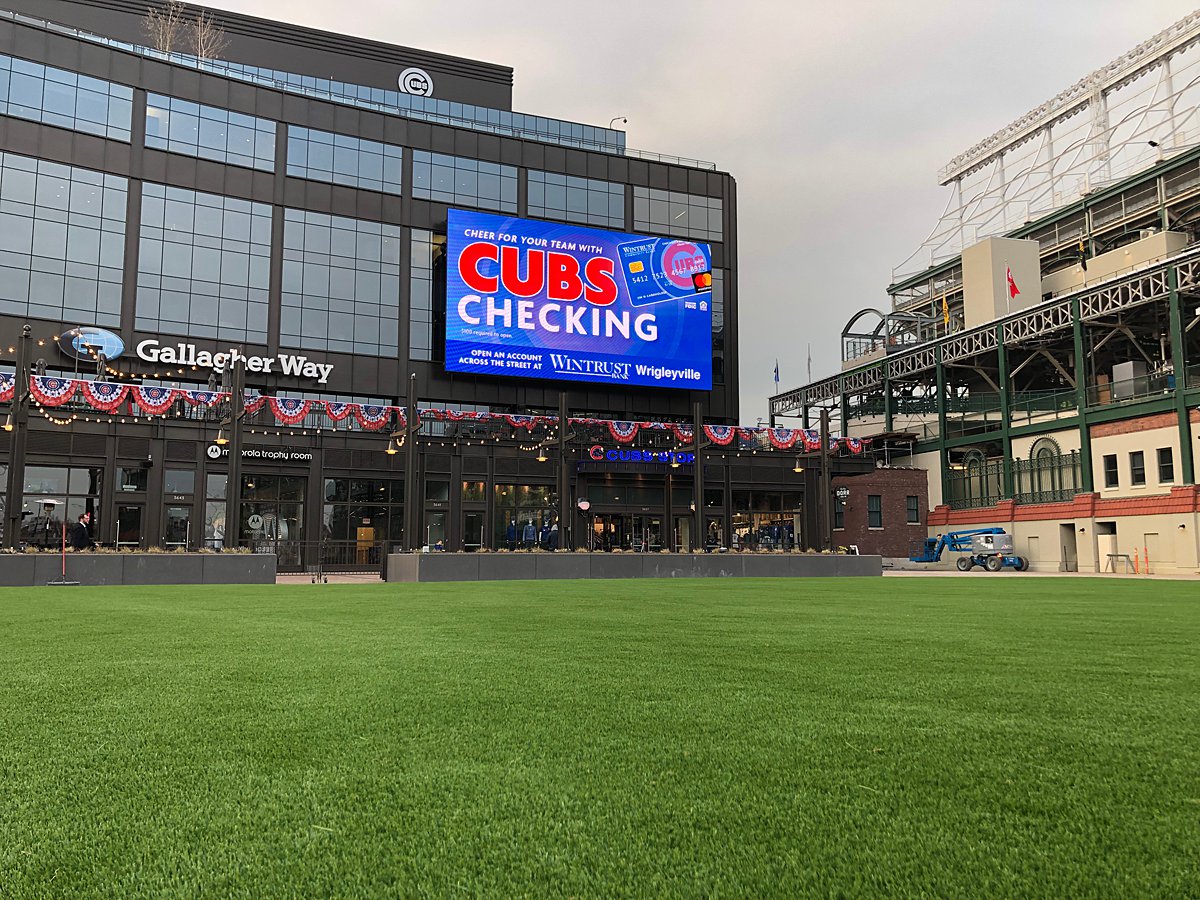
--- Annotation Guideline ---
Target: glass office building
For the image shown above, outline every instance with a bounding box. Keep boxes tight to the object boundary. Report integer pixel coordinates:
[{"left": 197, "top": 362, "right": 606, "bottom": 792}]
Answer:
[{"left": 0, "top": 2, "right": 871, "bottom": 560}]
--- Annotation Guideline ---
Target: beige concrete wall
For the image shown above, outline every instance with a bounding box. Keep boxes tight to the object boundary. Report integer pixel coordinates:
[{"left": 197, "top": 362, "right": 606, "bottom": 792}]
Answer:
[
  {"left": 1091, "top": 423, "right": 1180, "bottom": 500},
  {"left": 924, "top": 514, "right": 1199, "bottom": 574},
  {"left": 1041, "top": 231, "right": 1189, "bottom": 296},
  {"left": 962, "top": 237, "right": 1041, "bottom": 329},
  {"left": 1012, "top": 428, "right": 1080, "bottom": 458},
  {"left": 905, "top": 450, "right": 942, "bottom": 510}
]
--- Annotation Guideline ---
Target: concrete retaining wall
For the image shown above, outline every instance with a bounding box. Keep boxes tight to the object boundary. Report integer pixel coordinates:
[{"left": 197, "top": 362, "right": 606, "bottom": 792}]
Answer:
[
  {"left": 0, "top": 553, "right": 276, "bottom": 587},
  {"left": 387, "top": 552, "right": 881, "bottom": 583}
]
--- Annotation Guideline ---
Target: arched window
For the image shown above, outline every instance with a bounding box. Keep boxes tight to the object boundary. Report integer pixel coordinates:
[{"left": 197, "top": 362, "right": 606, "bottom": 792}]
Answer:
[{"left": 1030, "top": 438, "right": 1061, "bottom": 496}]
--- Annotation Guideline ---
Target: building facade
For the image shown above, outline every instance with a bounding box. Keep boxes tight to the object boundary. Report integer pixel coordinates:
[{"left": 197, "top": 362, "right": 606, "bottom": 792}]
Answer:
[
  {"left": 0, "top": 1, "right": 874, "bottom": 563},
  {"left": 771, "top": 15, "right": 1200, "bottom": 575}
]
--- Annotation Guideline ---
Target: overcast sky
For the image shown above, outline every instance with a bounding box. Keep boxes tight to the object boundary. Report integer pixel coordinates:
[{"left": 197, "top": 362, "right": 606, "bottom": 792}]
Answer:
[{"left": 212, "top": 0, "right": 1196, "bottom": 423}]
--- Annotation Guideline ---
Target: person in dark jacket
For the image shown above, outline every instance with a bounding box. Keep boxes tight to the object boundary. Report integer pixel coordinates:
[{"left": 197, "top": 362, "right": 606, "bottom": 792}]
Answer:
[
  {"left": 69, "top": 514, "right": 94, "bottom": 551},
  {"left": 506, "top": 521, "right": 517, "bottom": 551}
]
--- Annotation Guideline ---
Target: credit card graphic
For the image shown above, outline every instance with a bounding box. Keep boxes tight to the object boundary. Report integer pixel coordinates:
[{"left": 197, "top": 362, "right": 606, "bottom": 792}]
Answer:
[{"left": 617, "top": 238, "right": 712, "bottom": 307}]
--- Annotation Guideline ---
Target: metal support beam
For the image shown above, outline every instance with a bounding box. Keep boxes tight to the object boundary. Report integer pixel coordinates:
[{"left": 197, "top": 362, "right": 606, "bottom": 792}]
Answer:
[
  {"left": 996, "top": 326, "right": 1014, "bottom": 498},
  {"left": 1168, "top": 267, "right": 1195, "bottom": 484},
  {"left": 3, "top": 324, "right": 31, "bottom": 549},
  {"left": 557, "top": 392, "right": 570, "bottom": 549},
  {"left": 222, "top": 360, "right": 245, "bottom": 550},
  {"left": 404, "top": 372, "right": 419, "bottom": 551},
  {"left": 1071, "top": 296, "right": 1094, "bottom": 492},
  {"left": 819, "top": 408, "right": 833, "bottom": 550},
  {"left": 935, "top": 344, "right": 949, "bottom": 505},
  {"left": 692, "top": 401, "right": 704, "bottom": 552}
]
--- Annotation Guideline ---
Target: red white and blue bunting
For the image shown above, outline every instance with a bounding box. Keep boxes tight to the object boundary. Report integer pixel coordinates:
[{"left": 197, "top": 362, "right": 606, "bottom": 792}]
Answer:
[
  {"left": 268, "top": 397, "right": 311, "bottom": 426},
  {"left": 670, "top": 424, "right": 694, "bottom": 444},
  {"left": 354, "top": 404, "right": 391, "bottom": 431},
  {"left": 183, "top": 390, "right": 223, "bottom": 407},
  {"left": 30, "top": 376, "right": 78, "bottom": 408},
  {"left": 3, "top": 372, "right": 876, "bottom": 455},
  {"left": 131, "top": 385, "right": 177, "bottom": 415},
  {"left": 324, "top": 401, "right": 354, "bottom": 422},
  {"left": 703, "top": 424, "right": 736, "bottom": 445},
  {"left": 607, "top": 421, "right": 639, "bottom": 443},
  {"left": 766, "top": 428, "right": 798, "bottom": 450},
  {"left": 79, "top": 380, "right": 129, "bottom": 412}
]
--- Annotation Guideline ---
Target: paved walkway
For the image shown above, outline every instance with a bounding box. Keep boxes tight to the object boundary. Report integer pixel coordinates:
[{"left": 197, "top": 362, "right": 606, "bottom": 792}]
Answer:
[{"left": 276, "top": 570, "right": 1200, "bottom": 584}]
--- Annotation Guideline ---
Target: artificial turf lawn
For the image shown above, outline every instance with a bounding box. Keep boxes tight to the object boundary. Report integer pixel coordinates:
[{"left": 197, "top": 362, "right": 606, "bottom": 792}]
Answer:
[{"left": 0, "top": 578, "right": 1196, "bottom": 897}]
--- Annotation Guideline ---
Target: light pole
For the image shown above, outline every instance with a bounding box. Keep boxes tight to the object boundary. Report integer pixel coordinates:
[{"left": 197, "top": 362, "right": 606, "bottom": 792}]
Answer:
[{"left": 608, "top": 116, "right": 626, "bottom": 130}]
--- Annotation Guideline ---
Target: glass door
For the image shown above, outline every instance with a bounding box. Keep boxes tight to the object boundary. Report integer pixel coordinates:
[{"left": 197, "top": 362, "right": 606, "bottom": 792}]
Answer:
[
  {"left": 463, "top": 512, "right": 483, "bottom": 551},
  {"left": 164, "top": 505, "right": 191, "bottom": 549},
  {"left": 631, "top": 516, "right": 663, "bottom": 552},
  {"left": 116, "top": 504, "right": 144, "bottom": 550},
  {"left": 425, "top": 511, "right": 446, "bottom": 550}
]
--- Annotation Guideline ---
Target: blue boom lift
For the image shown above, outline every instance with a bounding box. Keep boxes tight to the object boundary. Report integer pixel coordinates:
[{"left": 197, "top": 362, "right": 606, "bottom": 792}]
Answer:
[{"left": 909, "top": 527, "right": 1028, "bottom": 572}]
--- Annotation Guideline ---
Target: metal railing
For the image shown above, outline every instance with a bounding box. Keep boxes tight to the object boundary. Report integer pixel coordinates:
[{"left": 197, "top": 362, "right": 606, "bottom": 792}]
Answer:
[{"left": 240, "top": 539, "right": 391, "bottom": 577}]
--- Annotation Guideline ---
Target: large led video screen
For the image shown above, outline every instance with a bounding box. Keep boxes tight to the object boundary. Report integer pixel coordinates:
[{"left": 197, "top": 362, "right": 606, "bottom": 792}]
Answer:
[{"left": 445, "top": 209, "right": 713, "bottom": 390}]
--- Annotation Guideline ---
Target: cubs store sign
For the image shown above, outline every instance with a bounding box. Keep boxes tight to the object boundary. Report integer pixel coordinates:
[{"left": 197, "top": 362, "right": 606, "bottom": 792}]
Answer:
[{"left": 445, "top": 210, "right": 713, "bottom": 390}]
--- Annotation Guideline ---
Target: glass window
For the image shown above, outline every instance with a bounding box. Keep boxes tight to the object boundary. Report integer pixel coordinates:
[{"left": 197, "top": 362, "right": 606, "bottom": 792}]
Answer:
[
  {"left": 0, "top": 151, "right": 126, "bottom": 327},
  {"left": 494, "top": 483, "right": 557, "bottom": 549},
  {"left": 145, "top": 94, "right": 275, "bottom": 170},
  {"left": 287, "top": 127, "right": 402, "bottom": 193},
  {"left": 280, "top": 208, "right": 401, "bottom": 356},
  {"left": 425, "top": 481, "right": 450, "bottom": 502},
  {"left": 1158, "top": 447, "right": 1174, "bottom": 483},
  {"left": 1103, "top": 454, "right": 1119, "bottom": 488},
  {"left": 136, "top": 183, "right": 271, "bottom": 343},
  {"left": 906, "top": 495, "right": 920, "bottom": 524},
  {"left": 1130, "top": 451, "right": 1146, "bottom": 486},
  {"left": 462, "top": 481, "right": 486, "bottom": 502},
  {"left": 711, "top": 269, "right": 725, "bottom": 385},
  {"left": 117, "top": 467, "right": 149, "bottom": 492},
  {"left": 633, "top": 187, "right": 722, "bottom": 242},
  {"left": 20, "top": 465, "right": 102, "bottom": 548},
  {"left": 164, "top": 469, "right": 196, "bottom": 494},
  {"left": 833, "top": 497, "right": 844, "bottom": 530},
  {"left": 322, "top": 477, "right": 403, "bottom": 544},
  {"left": 867, "top": 494, "right": 883, "bottom": 528},
  {"left": 411, "top": 151, "right": 517, "bottom": 212},
  {"left": 410, "top": 229, "right": 446, "bottom": 362},
  {"left": 527, "top": 170, "right": 624, "bottom": 228},
  {"left": 0, "top": 54, "right": 132, "bottom": 141},
  {"left": 206, "top": 473, "right": 227, "bottom": 500}
]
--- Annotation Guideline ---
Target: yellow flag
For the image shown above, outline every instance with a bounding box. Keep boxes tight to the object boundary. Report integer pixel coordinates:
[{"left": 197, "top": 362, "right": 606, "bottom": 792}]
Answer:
[{"left": 941, "top": 292, "right": 950, "bottom": 328}]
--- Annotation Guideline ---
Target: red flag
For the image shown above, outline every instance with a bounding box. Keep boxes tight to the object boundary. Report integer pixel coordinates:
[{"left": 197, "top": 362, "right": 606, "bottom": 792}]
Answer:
[{"left": 1006, "top": 266, "right": 1020, "bottom": 300}]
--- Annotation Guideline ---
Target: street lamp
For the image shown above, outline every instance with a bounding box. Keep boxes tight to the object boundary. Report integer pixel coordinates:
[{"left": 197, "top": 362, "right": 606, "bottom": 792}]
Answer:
[{"left": 608, "top": 116, "right": 627, "bottom": 129}]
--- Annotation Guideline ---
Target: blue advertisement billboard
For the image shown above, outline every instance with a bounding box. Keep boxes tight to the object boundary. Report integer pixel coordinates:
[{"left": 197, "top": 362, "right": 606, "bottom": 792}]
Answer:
[{"left": 445, "top": 209, "right": 713, "bottom": 390}]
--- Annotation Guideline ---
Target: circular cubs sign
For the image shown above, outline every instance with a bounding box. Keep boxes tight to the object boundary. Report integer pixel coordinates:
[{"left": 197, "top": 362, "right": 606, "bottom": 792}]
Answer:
[{"left": 398, "top": 67, "right": 434, "bottom": 96}]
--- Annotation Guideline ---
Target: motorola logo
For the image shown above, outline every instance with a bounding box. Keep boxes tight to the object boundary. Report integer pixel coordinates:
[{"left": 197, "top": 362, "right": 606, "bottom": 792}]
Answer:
[
  {"left": 206, "top": 444, "right": 226, "bottom": 460},
  {"left": 398, "top": 67, "right": 434, "bottom": 97}
]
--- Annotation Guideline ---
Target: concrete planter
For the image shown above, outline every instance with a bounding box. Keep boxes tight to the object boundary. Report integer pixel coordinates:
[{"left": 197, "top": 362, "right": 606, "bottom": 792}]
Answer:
[
  {"left": 387, "top": 552, "right": 881, "bottom": 583},
  {"left": 0, "top": 553, "right": 276, "bottom": 587}
]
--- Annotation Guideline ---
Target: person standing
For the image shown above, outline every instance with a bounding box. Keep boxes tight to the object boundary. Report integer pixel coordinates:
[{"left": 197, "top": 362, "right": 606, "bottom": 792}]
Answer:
[
  {"left": 69, "top": 514, "right": 94, "bottom": 551},
  {"left": 522, "top": 519, "right": 536, "bottom": 551},
  {"left": 506, "top": 520, "right": 517, "bottom": 551}
]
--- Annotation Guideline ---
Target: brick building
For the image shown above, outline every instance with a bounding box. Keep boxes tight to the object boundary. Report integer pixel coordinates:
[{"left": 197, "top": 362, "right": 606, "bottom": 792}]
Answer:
[{"left": 831, "top": 467, "right": 927, "bottom": 557}]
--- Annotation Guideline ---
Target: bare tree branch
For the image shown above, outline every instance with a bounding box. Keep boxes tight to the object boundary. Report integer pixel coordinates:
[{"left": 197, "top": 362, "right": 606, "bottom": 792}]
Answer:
[
  {"left": 142, "top": 0, "right": 186, "bottom": 54},
  {"left": 190, "top": 9, "right": 230, "bottom": 60}
]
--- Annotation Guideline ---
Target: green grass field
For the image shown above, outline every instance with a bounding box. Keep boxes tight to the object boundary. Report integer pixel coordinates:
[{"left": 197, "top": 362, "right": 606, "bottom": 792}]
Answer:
[{"left": 1, "top": 578, "right": 1196, "bottom": 897}]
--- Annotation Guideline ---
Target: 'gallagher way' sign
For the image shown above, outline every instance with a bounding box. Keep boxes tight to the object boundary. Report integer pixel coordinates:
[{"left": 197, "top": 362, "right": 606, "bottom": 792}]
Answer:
[{"left": 138, "top": 340, "right": 334, "bottom": 384}]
